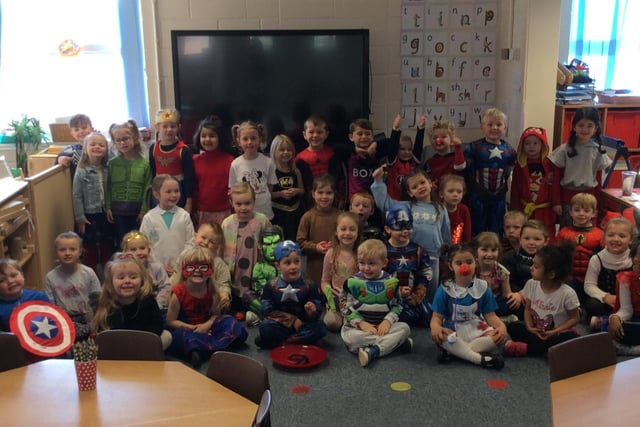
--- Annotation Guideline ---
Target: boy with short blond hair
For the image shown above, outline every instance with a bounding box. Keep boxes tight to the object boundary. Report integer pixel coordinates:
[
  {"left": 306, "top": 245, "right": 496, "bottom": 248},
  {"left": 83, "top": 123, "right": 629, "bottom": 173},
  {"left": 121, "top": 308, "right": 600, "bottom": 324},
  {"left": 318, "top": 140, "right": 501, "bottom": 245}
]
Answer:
[
  {"left": 502, "top": 210, "right": 527, "bottom": 254},
  {"left": 556, "top": 193, "right": 603, "bottom": 300},
  {"left": 464, "top": 108, "right": 516, "bottom": 236},
  {"left": 341, "top": 239, "right": 412, "bottom": 367},
  {"left": 44, "top": 231, "right": 101, "bottom": 340}
]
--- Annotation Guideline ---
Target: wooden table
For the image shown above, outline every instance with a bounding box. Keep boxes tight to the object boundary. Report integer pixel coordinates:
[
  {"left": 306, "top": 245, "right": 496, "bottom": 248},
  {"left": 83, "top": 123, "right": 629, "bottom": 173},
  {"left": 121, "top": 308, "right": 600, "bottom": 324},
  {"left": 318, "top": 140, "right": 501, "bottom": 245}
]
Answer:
[
  {"left": 550, "top": 357, "right": 640, "bottom": 426},
  {"left": 0, "top": 359, "right": 257, "bottom": 426},
  {"left": 600, "top": 187, "right": 640, "bottom": 212}
]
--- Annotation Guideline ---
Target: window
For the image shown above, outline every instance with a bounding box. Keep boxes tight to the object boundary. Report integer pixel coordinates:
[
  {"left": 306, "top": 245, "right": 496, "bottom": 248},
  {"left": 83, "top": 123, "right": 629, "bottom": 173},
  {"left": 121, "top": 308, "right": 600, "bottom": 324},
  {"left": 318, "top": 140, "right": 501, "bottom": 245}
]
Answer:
[
  {"left": 0, "top": 0, "right": 148, "bottom": 134},
  {"left": 566, "top": 0, "right": 640, "bottom": 91}
]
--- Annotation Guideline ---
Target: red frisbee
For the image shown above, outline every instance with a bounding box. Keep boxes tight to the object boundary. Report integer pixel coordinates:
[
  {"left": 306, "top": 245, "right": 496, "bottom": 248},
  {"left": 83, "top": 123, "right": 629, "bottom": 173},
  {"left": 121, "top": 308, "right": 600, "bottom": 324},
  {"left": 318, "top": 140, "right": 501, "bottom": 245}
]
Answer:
[
  {"left": 10, "top": 301, "right": 76, "bottom": 357},
  {"left": 270, "top": 344, "right": 327, "bottom": 369}
]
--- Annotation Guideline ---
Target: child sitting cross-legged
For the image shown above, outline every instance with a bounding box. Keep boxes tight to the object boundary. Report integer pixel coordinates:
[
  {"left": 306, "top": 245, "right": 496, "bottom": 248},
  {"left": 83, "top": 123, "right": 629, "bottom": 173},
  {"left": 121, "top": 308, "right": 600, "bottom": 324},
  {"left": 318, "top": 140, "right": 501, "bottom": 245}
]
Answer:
[
  {"left": 167, "top": 247, "right": 247, "bottom": 368},
  {"left": 341, "top": 239, "right": 412, "bottom": 368},
  {"left": 430, "top": 243, "right": 508, "bottom": 370},
  {"left": 255, "top": 241, "right": 327, "bottom": 348}
]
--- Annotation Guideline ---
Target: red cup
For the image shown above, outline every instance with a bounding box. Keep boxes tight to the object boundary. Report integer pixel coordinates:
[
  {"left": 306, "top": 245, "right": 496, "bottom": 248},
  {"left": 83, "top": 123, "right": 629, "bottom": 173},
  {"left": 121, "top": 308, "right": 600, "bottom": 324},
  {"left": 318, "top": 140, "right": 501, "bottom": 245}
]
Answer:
[{"left": 74, "top": 360, "right": 97, "bottom": 391}]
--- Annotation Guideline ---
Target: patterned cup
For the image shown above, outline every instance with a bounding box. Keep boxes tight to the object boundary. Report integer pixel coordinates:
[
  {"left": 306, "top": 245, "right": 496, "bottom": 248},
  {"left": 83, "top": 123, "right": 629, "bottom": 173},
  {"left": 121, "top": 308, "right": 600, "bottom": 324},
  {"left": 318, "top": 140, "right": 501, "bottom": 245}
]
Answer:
[{"left": 74, "top": 359, "right": 97, "bottom": 391}]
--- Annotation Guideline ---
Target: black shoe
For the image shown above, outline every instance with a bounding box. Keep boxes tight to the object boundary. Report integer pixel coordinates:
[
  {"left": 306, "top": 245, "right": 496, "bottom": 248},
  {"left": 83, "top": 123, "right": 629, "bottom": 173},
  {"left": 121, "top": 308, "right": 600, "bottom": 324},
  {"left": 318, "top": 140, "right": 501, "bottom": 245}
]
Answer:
[
  {"left": 480, "top": 352, "right": 504, "bottom": 370},
  {"left": 398, "top": 337, "right": 414, "bottom": 353},
  {"left": 255, "top": 335, "right": 277, "bottom": 349},
  {"left": 436, "top": 345, "right": 452, "bottom": 364},
  {"left": 189, "top": 350, "right": 206, "bottom": 369}
]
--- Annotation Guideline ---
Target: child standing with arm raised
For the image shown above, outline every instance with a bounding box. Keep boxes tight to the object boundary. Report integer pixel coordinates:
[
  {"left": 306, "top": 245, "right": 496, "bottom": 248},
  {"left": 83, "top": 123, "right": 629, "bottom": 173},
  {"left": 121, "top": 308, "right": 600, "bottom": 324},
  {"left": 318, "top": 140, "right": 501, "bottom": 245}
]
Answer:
[
  {"left": 422, "top": 119, "right": 466, "bottom": 188},
  {"left": 385, "top": 114, "right": 423, "bottom": 200},
  {"left": 192, "top": 116, "right": 235, "bottom": 226},
  {"left": 228, "top": 121, "right": 278, "bottom": 220},
  {"left": 106, "top": 120, "right": 152, "bottom": 245},
  {"left": 548, "top": 107, "right": 612, "bottom": 228},
  {"left": 149, "top": 108, "right": 195, "bottom": 213},
  {"left": 372, "top": 167, "right": 450, "bottom": 291}
]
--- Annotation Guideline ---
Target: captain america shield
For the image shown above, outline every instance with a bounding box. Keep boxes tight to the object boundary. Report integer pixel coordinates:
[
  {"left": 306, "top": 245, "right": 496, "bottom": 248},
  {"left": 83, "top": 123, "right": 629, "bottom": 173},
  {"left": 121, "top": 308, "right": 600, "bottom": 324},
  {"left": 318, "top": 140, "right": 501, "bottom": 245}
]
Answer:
[{"left": 9, "top": 301, "right": 76, "bottom": 357}]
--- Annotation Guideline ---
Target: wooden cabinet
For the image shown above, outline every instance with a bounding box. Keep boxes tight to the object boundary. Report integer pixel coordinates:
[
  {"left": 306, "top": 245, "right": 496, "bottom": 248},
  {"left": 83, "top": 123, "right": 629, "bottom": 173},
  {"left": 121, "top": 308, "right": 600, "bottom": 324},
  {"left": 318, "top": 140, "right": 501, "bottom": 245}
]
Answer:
[
  {"left": 553, "top": 104, "right": 640, "bottom": 149},
  {"left": 0, "top": 178, "right": 37, "bottom": 286},
  {"left": 0, "top": 166, "right": 74, "bottom": 291}
]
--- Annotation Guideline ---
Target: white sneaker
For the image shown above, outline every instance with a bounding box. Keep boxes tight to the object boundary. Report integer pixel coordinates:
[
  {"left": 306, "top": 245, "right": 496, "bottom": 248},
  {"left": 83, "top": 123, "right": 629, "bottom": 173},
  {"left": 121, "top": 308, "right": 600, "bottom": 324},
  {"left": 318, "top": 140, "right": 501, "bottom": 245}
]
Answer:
[{"left": 245, "top": 311, "right": 261, "bottom": 326}]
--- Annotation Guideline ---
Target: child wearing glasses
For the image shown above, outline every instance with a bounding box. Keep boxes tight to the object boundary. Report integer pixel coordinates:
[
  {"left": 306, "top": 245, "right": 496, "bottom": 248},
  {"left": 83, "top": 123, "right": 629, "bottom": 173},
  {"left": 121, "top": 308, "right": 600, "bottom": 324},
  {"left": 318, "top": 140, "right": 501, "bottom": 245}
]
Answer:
[{"left": 167, "top": 247, "right": 247, "bottom": 368}]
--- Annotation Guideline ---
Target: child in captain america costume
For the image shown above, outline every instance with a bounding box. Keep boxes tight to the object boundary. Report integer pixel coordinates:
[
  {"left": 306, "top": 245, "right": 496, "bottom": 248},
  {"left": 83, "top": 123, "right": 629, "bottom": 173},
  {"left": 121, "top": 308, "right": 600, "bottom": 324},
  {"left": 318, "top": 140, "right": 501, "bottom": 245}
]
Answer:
[
  {"left": 383, "top": 204, "right": 433, "bottom": 327},
  {"left": 255, "top": 241, "right": 327, "bottom": 348},
  {"left": 464, "top": 108, "right": 516, "bottom": 237}
]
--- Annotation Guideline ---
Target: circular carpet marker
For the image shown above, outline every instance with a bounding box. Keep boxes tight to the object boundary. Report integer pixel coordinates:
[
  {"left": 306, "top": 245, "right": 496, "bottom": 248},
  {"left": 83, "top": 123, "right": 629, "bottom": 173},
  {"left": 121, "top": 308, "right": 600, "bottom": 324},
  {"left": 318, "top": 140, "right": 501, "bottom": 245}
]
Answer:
[
  {"left": 390, "top": 381, "right": 412, "bottom": 392},
  {"left": 487, "top": 379, "right": 509, "bottom": 389},
  {"left": 290, "top": 384, "right": 311, "bottom": 395}
]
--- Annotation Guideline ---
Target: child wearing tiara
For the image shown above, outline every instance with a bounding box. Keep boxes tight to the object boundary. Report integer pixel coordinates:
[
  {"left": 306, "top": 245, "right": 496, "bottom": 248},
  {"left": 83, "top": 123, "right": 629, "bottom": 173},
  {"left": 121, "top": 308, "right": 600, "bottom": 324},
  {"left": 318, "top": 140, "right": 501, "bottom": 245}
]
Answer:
[
  {"left": 121, "top": 231, "right": 171, "bottom": 311},
  {"left": 167, "top": 247, "right": 247, "bottom": 367},
  {"left": 192, "top": 116, "right": 235, "bottom": 226},
  {"left": 229, "top": 121, "right": 278, "bottom": 220},
  {"left": 149, "top": 108, "right": 195, "bottom": 212}
]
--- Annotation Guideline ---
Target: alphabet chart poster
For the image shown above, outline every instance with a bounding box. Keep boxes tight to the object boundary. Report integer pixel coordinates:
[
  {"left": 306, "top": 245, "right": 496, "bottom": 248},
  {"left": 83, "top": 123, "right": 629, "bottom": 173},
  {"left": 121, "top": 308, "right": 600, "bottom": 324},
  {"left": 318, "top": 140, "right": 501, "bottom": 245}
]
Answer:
[{"left": 400, "top": 0, "right": 498, "bottom": 129}]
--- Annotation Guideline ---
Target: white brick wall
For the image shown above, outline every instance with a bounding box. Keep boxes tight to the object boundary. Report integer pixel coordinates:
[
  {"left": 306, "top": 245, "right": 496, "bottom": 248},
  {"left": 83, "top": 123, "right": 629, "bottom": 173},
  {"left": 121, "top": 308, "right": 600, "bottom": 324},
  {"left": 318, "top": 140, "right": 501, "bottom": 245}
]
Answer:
[{"left": 143, "top": 0, "right": 560, "bottom": 140}]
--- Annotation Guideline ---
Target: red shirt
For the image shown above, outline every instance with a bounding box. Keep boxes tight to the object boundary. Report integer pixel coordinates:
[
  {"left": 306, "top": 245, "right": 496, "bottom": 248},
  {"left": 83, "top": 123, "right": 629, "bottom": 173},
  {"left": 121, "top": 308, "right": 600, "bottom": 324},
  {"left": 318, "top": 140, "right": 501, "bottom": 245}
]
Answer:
[
  {"left": 295, "top": 146, "right": 334, "bottom": 178},
  {"left": 193, "top": 149, "right": 234, "bottom": 212},
  {"left": 447, "top": 202, "right": 472, "bottom": 244}
]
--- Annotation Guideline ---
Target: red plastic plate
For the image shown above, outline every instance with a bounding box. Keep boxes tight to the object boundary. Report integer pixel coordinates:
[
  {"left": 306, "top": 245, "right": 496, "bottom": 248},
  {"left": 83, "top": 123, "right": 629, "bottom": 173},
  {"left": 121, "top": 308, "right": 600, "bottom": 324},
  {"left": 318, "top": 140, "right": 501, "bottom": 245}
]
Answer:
[{"left": 270, "top": 344, "right": 327, "bottom": 369}]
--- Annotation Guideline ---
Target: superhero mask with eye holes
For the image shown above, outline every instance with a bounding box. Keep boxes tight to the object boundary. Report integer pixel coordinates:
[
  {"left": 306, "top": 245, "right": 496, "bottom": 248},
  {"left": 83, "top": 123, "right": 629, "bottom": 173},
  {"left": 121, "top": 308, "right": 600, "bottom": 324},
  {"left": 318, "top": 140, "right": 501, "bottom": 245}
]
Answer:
[
  {"left": 182, "top": 262, "right": 213, "bottom": 278},
  {"left": 261, "top": 234, "right": 282, "bottom": 263}
]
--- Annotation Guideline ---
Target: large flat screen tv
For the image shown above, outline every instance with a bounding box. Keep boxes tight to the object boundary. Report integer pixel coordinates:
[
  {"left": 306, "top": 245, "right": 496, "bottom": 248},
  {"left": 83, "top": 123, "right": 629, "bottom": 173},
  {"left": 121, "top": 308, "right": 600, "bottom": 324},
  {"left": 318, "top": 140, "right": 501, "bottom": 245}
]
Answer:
[{"left": 171, "top": 29, "right": 370, "bottom": 149}]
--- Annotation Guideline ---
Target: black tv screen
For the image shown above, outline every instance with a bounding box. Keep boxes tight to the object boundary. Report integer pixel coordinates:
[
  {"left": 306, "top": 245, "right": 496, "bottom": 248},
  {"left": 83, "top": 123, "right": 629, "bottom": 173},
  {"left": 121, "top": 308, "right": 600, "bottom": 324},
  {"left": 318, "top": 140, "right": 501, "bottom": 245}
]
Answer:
[{"left": 171, "top": 29, "right": 370, "bottom": 149}]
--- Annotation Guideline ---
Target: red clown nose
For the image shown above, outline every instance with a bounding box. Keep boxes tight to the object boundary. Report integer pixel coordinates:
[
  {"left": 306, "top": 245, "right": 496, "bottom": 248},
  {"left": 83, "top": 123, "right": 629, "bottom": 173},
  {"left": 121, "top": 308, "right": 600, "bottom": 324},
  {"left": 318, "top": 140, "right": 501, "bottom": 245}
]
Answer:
[{"left": 458, "top": 264, "right": 472, "bottom": 276}]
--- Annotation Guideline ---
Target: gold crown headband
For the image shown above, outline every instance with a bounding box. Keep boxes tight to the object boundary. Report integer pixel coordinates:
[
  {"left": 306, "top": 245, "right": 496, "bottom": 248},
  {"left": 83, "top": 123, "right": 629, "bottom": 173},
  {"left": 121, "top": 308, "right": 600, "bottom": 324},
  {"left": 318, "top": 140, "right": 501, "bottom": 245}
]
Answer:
[
  {"left": 155, "top": 108, "right": 180, "bottom": 124},
  {"left": 124, "top": 231, "right": 145, "bottom": 244}
]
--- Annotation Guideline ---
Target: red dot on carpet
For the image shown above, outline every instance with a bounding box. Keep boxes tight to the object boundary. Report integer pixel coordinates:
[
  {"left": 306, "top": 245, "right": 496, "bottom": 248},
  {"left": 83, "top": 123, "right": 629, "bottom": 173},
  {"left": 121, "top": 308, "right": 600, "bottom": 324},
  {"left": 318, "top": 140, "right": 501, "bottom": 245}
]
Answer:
[
  {"left": 487, "top": 379, "right": 509, "bottom": 389},
  {"left": 291, "top": 384, "right": 311, "bottom": 394}
]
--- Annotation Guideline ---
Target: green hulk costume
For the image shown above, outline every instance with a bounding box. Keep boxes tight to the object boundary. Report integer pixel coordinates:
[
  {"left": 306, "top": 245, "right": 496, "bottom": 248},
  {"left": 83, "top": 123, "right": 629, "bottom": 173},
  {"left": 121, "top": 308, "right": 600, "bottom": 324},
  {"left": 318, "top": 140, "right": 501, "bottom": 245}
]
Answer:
[{"left": 247, "top": 227, "right": 283, "bottom": 316}]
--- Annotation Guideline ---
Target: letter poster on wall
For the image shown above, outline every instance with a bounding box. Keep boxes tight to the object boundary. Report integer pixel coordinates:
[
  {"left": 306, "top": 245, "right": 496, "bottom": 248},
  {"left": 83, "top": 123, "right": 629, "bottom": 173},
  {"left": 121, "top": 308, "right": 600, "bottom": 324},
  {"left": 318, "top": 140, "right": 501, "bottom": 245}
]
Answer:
[{"left": 400, "top": 0, "right": 497, "bottom": 129}]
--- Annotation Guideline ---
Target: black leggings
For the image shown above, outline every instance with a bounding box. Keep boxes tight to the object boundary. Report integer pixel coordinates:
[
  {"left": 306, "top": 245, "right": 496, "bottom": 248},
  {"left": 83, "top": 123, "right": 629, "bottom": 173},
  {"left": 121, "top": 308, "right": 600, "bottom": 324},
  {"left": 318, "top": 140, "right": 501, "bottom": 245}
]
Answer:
[{"left": 507, "top": 321, "right": 579, "bottom": 356}]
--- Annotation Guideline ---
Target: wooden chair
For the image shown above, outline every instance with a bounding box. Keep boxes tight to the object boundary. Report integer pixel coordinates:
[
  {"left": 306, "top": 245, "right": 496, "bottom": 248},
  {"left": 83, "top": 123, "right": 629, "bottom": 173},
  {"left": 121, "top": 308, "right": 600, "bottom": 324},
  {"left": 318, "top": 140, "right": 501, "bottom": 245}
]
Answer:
[
  {"left": 548, "top": 332, "right": 617, "bottom": 382},
  {"left": 0, "top": 332, "right": 28, "bottom": 372},
  {"left": 96, "top": 330, "right": 164, "bottom": 361},
  {"left": 252, "top": 389, "right": 272, "bottom": 427},
  {"left": 206, "top": 351, "right": 270, "bottom": 404}
]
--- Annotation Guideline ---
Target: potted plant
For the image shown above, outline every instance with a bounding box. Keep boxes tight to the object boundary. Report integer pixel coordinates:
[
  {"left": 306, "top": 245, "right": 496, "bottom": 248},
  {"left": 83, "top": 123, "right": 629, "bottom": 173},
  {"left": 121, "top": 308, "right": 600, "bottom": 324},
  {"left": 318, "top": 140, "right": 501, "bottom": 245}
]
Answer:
[{"left": 8, "top": 115, "right": 49, "bottom": 175}]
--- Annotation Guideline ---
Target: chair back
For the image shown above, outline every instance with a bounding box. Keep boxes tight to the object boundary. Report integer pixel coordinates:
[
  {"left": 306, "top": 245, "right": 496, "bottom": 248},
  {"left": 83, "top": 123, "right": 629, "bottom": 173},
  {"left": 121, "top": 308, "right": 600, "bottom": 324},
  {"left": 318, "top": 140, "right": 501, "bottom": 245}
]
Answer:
[
  {"left": 0, "top": 332, "right": 28, "bottom": 372},
  {"left": 252, "top": 389, "right": 272, "bottom": 427},
  {"left": 206, "top": 351, "right": 270, "bottom": 404},
  {"left": 96, "top": 330, "right": 164, "bottom": 361},
  {"left": 548, "top": 332, "right": 617, "bottom": 382}
]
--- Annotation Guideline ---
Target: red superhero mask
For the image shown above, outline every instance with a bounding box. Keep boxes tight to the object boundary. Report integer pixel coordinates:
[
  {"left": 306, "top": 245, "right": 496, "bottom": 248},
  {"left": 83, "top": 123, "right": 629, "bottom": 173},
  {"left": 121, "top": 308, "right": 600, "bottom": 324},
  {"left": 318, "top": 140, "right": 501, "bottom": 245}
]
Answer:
[{"left": 182, "top": 262, "right": 213, "bottom": 278}]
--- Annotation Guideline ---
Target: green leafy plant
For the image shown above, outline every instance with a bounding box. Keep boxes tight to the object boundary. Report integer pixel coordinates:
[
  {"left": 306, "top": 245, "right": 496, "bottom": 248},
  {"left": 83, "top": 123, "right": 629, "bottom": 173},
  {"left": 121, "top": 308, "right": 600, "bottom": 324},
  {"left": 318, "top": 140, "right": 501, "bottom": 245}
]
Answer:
[{"left": 8, "top": 115, "right": 49, "bottom": 174}]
